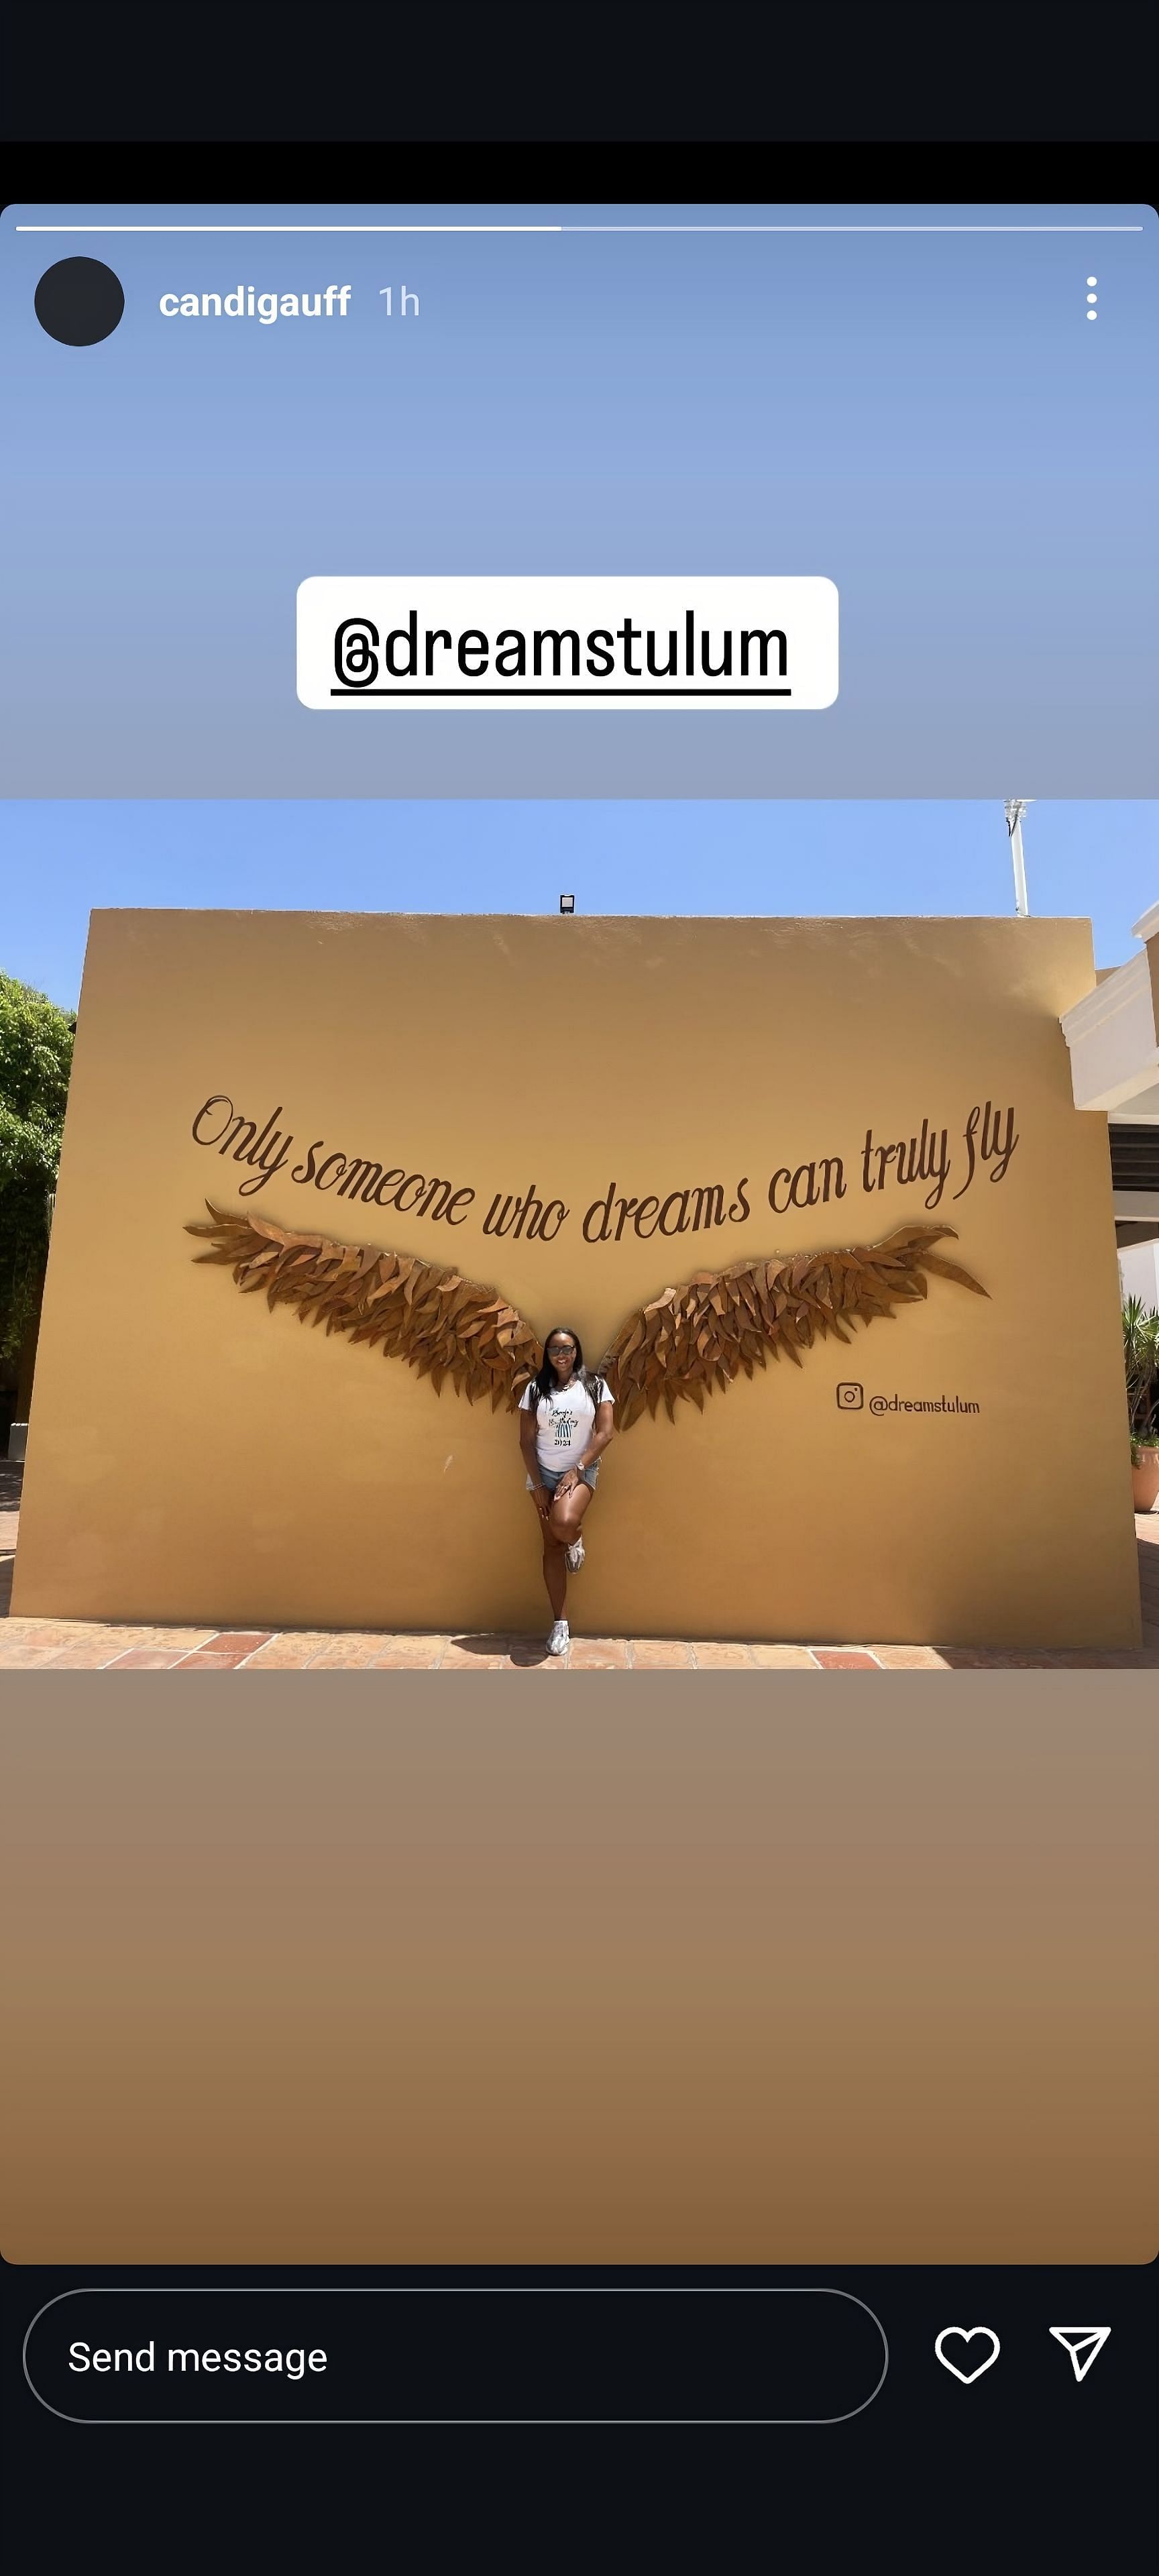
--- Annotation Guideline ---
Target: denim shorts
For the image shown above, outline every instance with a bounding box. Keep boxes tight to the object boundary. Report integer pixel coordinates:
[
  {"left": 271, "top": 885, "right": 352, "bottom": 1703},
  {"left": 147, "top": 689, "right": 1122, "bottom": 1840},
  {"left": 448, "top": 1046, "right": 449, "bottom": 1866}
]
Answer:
[{"left": 527, "top": 1460, "right": 600, "bottom": 1496}]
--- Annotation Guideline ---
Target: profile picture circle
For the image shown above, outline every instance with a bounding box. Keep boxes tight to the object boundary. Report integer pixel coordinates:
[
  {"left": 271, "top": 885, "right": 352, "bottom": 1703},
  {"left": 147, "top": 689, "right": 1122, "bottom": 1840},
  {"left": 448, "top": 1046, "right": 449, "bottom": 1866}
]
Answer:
[{"left": 34, "top": 257, "right": 125, "bottom": 347}]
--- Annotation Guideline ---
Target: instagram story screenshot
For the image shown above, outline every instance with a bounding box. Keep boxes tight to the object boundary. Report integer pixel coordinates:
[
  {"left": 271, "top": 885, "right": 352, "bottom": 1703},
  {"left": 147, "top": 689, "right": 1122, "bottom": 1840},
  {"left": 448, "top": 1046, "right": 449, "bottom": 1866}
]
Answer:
[{"left": 1, "top": 162, "right": 1157, "bottom": 2553}]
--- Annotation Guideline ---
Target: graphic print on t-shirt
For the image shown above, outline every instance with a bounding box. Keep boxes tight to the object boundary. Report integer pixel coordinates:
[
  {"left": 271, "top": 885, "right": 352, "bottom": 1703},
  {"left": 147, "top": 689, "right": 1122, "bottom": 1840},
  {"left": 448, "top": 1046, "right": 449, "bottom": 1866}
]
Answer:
[{"left": 519, "top": 1375, "right": 611, "bottom": 1474}]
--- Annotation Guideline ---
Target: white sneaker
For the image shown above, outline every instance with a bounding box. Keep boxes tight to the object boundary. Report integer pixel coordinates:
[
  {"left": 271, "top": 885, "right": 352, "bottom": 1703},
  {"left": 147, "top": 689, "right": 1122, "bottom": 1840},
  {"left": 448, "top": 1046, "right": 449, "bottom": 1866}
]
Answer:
[
  {"left": 547, "top": 1619, "right": 569, "bottom": 1656},
  {"left": 565, "top": 1535, "right": 585, "bottom": 1572}
]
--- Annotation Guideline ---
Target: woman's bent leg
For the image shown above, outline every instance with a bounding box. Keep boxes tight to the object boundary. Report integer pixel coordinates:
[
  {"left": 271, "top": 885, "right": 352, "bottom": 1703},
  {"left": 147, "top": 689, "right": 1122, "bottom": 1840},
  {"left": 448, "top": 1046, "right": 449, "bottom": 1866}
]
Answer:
[{"left": 547, "top": 1483, "right": 594, "bottom": 1552}]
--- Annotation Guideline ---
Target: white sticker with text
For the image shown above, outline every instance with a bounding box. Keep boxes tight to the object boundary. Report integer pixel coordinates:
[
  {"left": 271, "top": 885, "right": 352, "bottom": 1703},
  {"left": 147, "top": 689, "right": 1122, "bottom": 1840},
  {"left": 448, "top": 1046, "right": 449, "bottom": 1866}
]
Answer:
[{"left": 297, "top": 576, "right": 838, "bottom": 711}]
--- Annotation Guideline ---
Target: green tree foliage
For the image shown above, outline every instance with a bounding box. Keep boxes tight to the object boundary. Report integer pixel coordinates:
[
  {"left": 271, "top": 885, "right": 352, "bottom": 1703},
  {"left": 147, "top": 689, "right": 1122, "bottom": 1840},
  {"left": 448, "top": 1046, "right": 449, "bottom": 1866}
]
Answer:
[
  {"left": 0, "top": 974, "right": 75, "bottom": 1364},
  {"left": 1123, "top": 1294, "right": 1159, "bottom": 1454}
]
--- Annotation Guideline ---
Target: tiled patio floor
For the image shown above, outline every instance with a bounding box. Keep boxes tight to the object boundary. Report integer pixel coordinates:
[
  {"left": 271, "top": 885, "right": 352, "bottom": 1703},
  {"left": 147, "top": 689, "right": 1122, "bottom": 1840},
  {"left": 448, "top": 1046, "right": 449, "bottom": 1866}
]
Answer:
[{"left": 2, "top": 1462, "right": 1157, "bottom": 1668}]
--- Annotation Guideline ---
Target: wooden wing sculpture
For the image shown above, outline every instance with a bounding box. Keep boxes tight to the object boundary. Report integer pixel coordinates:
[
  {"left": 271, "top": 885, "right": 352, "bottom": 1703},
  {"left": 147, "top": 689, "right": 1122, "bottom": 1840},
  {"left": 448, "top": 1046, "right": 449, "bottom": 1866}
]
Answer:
[{"left": 187, "top": 1201, "right": 987, "bottom": 1428}]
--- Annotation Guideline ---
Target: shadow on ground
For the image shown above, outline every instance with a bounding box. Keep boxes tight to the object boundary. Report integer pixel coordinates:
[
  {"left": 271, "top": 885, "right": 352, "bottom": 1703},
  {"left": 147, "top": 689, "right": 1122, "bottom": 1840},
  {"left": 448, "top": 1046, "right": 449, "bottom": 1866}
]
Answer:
[{"left": 450, "top": 1633, "right": 551, "bottom": 1666}]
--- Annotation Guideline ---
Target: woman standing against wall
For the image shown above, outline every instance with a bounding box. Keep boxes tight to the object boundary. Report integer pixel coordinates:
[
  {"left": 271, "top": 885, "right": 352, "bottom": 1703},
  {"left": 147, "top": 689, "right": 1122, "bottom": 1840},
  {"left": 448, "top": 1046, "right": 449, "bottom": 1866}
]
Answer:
[{"left": 518, "top": 1327, "right": 614, "bottom": 1656}]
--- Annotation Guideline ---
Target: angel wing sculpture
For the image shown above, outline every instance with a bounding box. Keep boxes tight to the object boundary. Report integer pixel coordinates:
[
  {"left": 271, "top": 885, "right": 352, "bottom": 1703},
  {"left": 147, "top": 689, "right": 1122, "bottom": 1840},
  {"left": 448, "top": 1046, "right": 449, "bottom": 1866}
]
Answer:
[{"left": 187, "top": 1201, "right": 987, "bottom": 1430}]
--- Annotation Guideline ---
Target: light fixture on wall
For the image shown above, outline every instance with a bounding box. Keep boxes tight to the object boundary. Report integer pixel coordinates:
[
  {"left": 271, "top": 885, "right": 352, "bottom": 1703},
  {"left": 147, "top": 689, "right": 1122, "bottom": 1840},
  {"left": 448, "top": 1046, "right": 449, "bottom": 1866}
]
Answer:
[{"left": 559, "top": 894, "right": 575, "bottom": 914}]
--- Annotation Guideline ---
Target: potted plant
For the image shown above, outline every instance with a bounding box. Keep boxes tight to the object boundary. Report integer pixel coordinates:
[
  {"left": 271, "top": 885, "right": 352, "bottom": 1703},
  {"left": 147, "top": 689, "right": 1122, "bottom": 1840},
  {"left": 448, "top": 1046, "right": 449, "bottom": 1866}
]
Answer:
[{"left": 1123, "top": 1295, "right": 1159, "bottom": 1511}]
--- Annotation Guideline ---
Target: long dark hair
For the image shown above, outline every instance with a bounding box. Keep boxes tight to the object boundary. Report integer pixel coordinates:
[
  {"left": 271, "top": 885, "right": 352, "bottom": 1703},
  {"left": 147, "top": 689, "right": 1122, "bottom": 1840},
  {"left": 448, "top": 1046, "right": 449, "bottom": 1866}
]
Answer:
[{"left": 533, "top": 1324, "right": 594, "bottom": 1403}]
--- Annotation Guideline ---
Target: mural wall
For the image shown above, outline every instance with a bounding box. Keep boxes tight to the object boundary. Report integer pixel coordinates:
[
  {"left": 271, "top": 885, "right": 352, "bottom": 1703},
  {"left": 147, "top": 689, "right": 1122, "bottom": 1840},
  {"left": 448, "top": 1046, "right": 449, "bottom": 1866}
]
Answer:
[{"left": 14, "top": 910, "right": 1140, "bottom": 1644}]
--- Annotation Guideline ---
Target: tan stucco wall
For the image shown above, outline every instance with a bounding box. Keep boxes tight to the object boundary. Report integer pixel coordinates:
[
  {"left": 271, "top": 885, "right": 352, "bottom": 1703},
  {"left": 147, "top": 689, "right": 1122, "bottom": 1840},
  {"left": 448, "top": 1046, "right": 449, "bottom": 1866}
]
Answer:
[{"left": 14, "top": 910, "right": 1139, "bottom": 1646}]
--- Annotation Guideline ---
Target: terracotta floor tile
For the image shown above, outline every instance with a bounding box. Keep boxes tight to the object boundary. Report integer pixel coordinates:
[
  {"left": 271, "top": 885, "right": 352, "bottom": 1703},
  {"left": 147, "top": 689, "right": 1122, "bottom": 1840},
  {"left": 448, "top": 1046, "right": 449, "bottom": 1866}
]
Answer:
[
  {"left": 0, "top": 1642, "right": 78, "bottom": 1666},
  {"left": 368, "top": 1636, "right": 449, "bottom": 1668},
  {"left": 139, "top": 1631, "right": 217, "bottom": 1652},
  {"left": 5, "top": 1574, "right": 1156, "bottom": 1674},
  {"left": 199, "top": 1631, "right": 274, "bottom": 1654},
  {"left": 932, "top": 1645, "right": 1159, "bottom": 1669},
  {"left": 1044, "top": 1647, "right": 1159, "bottom": 1668},
  {"left": 174, "top": 1650, "right": 261, "bottom": 1669},
  {"left": 44, "top": 1637, "right": 158, "bottom": 1668},
  {"left": 0, "top": 1623, "right": 85, "bottom": 1654},
  {"left": 46, "top": 1623, "right": 149, "bottom": 1650},
  {"left": 567, "top": 1639, "right": 630, "bottom": 1669},
  {"left": 870, "top": 1645, "right": 953, "bottom": 1669},
  {"left": 238, "top": 1633, "right": 334, "bottom": 1667},
  {"left": 287, "top": 1633, "right": 385, "bottom": 1669},
  {"left": 109, "top": 1647, "right": 197, "bottom": 1668},
  {"left": 939, "top": 1649, "right": 1058, "bottom": 1668},
  {"left": 368, "top": 1652, "right": 444, "bottom": 1670}
]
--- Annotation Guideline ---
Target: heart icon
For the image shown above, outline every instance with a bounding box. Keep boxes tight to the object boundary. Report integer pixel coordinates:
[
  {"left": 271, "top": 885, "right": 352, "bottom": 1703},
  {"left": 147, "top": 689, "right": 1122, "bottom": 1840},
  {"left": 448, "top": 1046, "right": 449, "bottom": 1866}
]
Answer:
[{"left": 934, "top": 2326, "right": 1001, "bottom": 2385}]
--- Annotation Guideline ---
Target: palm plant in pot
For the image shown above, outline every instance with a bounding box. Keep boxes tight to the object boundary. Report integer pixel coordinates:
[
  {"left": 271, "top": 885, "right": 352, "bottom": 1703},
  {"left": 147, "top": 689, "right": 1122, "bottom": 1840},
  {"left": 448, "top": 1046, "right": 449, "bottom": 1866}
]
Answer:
[{"left": 1123, "top": 1295, "right": 1159, "bottom": 1511}]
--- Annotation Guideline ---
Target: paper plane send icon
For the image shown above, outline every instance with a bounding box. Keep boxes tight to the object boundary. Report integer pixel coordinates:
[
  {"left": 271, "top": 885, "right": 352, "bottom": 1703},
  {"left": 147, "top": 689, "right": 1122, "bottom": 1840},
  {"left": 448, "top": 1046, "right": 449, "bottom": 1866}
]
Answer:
[{"left": 1049, "top": 2327, "right": 1111, "bottom": 2382}]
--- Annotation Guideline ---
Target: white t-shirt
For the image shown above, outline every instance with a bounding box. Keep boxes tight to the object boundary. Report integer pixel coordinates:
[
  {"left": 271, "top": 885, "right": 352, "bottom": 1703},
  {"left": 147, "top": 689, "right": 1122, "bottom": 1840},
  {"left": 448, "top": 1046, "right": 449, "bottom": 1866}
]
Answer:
[{"left": 519, "top": 1373, "right": 612, "bottom": 1473}]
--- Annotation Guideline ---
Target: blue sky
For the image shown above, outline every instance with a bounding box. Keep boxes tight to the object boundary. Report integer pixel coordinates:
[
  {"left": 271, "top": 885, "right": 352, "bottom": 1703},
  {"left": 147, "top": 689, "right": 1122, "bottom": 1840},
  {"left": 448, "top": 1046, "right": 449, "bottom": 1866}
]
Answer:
[
  {"left": 3, "top": 201, "right": 1155, "bottom": 798},
  {"left": 4, "top": 799, "right": 1155, "bottom": 1012}
]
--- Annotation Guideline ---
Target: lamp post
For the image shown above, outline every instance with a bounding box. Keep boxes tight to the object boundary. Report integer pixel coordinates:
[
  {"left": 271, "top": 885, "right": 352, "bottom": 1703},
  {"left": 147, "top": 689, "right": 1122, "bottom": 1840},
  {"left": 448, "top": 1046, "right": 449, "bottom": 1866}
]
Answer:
[{"left": 1003, "top": 800, "right": 1033, "bottom": 917}]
